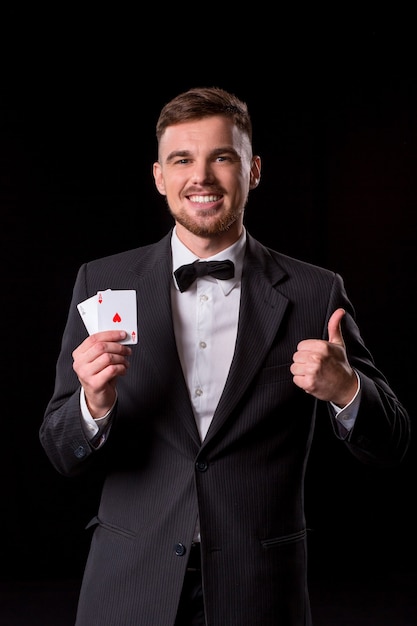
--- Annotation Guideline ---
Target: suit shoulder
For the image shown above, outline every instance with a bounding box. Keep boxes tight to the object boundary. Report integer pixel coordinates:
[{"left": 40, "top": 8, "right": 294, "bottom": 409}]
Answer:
[
  {"left": 86, "top": 245, "right": 152, "bottom": 268},
  {"left": 80, "top": 231, "right": 172, "bottom": 272},
  {"left": 248, "top": 234, "right": 337, "bottom": 282},
  {"left": 271, "top": 249, "right": 336, "bottom": 279}
]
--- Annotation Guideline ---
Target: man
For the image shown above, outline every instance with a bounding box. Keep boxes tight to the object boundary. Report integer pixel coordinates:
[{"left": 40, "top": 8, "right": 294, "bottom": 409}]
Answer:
[{"left": 40, "top": 87, "right": 410, "bottom": 625}]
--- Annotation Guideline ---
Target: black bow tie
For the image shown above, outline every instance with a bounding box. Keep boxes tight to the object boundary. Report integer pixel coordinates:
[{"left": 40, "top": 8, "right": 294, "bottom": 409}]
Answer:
[{"left": 174, "top": 259, "right": 235, "bottom": 293}]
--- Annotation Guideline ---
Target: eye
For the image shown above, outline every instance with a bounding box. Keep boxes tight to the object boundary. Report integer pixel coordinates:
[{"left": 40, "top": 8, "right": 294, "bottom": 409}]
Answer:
[
  {"left": 216, "top": 154, "right": 239, "bottom": 163},
  {"left": 214, "top": 152, "right": 240, "bottom": 163}
]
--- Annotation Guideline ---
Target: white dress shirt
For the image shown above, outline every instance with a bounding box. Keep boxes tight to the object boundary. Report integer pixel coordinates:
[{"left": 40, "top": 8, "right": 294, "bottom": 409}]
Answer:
[{"left": 171, "top": 227, "right": 245, "bottom": 441}]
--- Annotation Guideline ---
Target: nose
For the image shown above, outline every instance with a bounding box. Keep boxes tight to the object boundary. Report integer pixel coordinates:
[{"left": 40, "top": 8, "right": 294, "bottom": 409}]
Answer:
[{"left": 191, "top": 160, "right": 214, "bottom": 185}]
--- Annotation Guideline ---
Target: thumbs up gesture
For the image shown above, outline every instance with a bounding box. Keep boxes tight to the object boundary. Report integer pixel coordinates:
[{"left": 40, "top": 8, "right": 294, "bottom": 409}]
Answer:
[{"left": 290, "top": 308, "right": 358, "bottom": 406}]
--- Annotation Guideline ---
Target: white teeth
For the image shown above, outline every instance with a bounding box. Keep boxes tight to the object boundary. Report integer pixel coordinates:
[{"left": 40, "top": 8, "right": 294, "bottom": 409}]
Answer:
[{"left": 189, "top": 195, "right": 220, "bottom": 203}]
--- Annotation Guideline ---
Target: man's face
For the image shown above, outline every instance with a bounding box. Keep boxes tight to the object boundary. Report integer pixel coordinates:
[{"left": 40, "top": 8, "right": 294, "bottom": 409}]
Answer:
[{"left": 153, "top": 115, "right": 260, "bottom": 240}]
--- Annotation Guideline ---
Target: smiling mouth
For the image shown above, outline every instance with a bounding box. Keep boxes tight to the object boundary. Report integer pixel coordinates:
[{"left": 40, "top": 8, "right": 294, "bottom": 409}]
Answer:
[{"left": 188, "top": 195, "right": 222, "bottom": 203}]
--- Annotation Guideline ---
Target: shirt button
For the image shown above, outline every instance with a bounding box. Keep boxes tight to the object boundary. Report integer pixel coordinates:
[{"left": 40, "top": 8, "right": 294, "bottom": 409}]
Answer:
[
  {"left": 199, "top": 341, "right": 207, "bottom": 349},
  {"left": 200, "top": 295, "right": 208, "bottom": 302},
  {"left": 195, "top": 388, "right": 203, "bottom": 397}
]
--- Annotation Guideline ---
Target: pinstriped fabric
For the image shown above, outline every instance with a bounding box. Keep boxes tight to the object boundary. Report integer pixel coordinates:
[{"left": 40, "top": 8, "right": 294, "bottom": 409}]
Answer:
[{"left": 40, "top": 229, "right": 410, "bottom": 626}]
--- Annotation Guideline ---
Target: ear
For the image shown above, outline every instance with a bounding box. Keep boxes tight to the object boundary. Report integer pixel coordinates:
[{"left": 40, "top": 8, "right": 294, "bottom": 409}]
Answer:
[
  {"left": 249, "top": 155, "right": 261, "bottom": 189},
  {"left": 153, "top": 161, "right": 167, "bottom": 196}
]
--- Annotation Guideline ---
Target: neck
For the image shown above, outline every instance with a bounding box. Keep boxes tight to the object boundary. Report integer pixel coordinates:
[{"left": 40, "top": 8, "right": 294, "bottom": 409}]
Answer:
[{"left": 174, "top": 224, "right": 243, "bottom": 258}]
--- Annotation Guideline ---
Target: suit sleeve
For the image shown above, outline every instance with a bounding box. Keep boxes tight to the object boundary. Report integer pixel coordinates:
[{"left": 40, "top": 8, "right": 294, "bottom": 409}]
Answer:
[
  {"left": 325, "top": 274, "right": 410, "bottom": 467},
  {"left": 39, "top": 264, "right": 108, "bottom": 476}
]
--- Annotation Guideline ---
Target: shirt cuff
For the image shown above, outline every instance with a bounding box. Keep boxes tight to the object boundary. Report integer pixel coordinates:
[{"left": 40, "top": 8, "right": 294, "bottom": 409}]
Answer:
[
  {"left": 80, "top": 387, "right": 117, "bottom": 440},
  {"left": 330, "top": 370, "right": 361, "bottom": 431}
]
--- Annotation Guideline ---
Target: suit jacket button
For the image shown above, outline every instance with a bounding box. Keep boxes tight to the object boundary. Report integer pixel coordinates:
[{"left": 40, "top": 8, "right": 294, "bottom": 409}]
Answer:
[
  {"left": 74, "top": 445, "right": 86, "bottom": 458},
  {"left": 196, "top": 460, "right": 208, "bottom": 472},
  {"left": 175, "top": 543, "right": 186, "bottom": 557}
]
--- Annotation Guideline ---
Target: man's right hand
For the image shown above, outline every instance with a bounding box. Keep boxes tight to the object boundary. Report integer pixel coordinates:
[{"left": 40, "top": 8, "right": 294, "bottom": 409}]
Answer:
[{"left": 72, "top": 330, "right": 132, "bottom": 419}]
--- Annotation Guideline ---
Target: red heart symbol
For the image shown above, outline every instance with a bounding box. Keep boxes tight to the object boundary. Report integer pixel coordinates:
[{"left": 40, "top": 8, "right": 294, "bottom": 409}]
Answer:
[{"left": 113, "top": 312, "right": 122, "bottom": 323}]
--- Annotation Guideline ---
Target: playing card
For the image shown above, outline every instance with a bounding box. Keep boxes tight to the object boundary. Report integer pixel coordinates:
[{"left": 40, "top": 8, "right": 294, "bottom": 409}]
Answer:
[
  {"left": 77, "top": 294, "right": 100, "bottom": 335},
  {"left": 97, "top": 289, "right": 138, "bottom": 344},
  {"left": 77, "top": 289, "right": 137, "bottom": 344}
]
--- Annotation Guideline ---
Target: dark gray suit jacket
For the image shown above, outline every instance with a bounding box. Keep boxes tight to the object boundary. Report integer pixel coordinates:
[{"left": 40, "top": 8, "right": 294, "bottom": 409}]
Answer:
[{"left": 40, "top": 230, "right": 410, "bottom": 625}]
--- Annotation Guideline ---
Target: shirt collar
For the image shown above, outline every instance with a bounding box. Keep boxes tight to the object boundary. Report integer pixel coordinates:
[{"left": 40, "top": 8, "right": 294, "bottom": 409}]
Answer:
[{"left": 171, "top": 226, "right": 246, "bottom": 295}]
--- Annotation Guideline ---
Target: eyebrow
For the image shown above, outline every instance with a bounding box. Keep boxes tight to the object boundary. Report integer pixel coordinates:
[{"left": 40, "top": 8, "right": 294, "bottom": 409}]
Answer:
[
  {"left": 165, "top": 146, "right": 240, "bottom": 164},
  {"left": 165, "top": 150, "right": 191, "bottom": 163}
]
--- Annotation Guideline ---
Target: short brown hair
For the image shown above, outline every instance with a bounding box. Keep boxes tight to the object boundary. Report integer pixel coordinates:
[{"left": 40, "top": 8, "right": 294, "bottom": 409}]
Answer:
[{"left": 156, "top": 86, "right": 253, "bottom": 145}]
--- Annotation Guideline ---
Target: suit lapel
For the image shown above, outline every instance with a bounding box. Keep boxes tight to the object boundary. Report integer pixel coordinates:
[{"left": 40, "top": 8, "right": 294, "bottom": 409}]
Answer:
[
  {"left": 204, "top": 236, "right": 289, "bottom": 442},
  {"left": 129, "top": 234, "right": 201, "bottom": 445}
]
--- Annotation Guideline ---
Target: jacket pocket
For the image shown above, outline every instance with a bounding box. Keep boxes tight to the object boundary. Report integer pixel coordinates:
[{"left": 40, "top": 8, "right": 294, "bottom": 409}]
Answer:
[
  {"left": 261, "top": 528, "right": 307, "bottom": 548},
  {"left": 256, "top": 363, "right": 293, "bottom": 386},
  {"left": 85, "top": 515, "right": 137, "bottom": 539}
]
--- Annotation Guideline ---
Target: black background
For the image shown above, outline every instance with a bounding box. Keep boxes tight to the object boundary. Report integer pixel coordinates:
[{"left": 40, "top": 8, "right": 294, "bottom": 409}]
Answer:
[{"left": 1, "top": 11, "right": 416, "bottom": 624}]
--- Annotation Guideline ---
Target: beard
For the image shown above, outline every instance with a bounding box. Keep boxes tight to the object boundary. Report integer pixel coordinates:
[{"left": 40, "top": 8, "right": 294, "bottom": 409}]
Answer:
[{"left": 166, "top": 203, "right": 245, "bottom": 238}]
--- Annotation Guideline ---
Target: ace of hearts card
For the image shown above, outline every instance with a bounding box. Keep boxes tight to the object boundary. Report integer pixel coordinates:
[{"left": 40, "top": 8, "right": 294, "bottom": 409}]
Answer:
[{"left": 77, "top": 289, "right": 138, "bottom": 344}]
